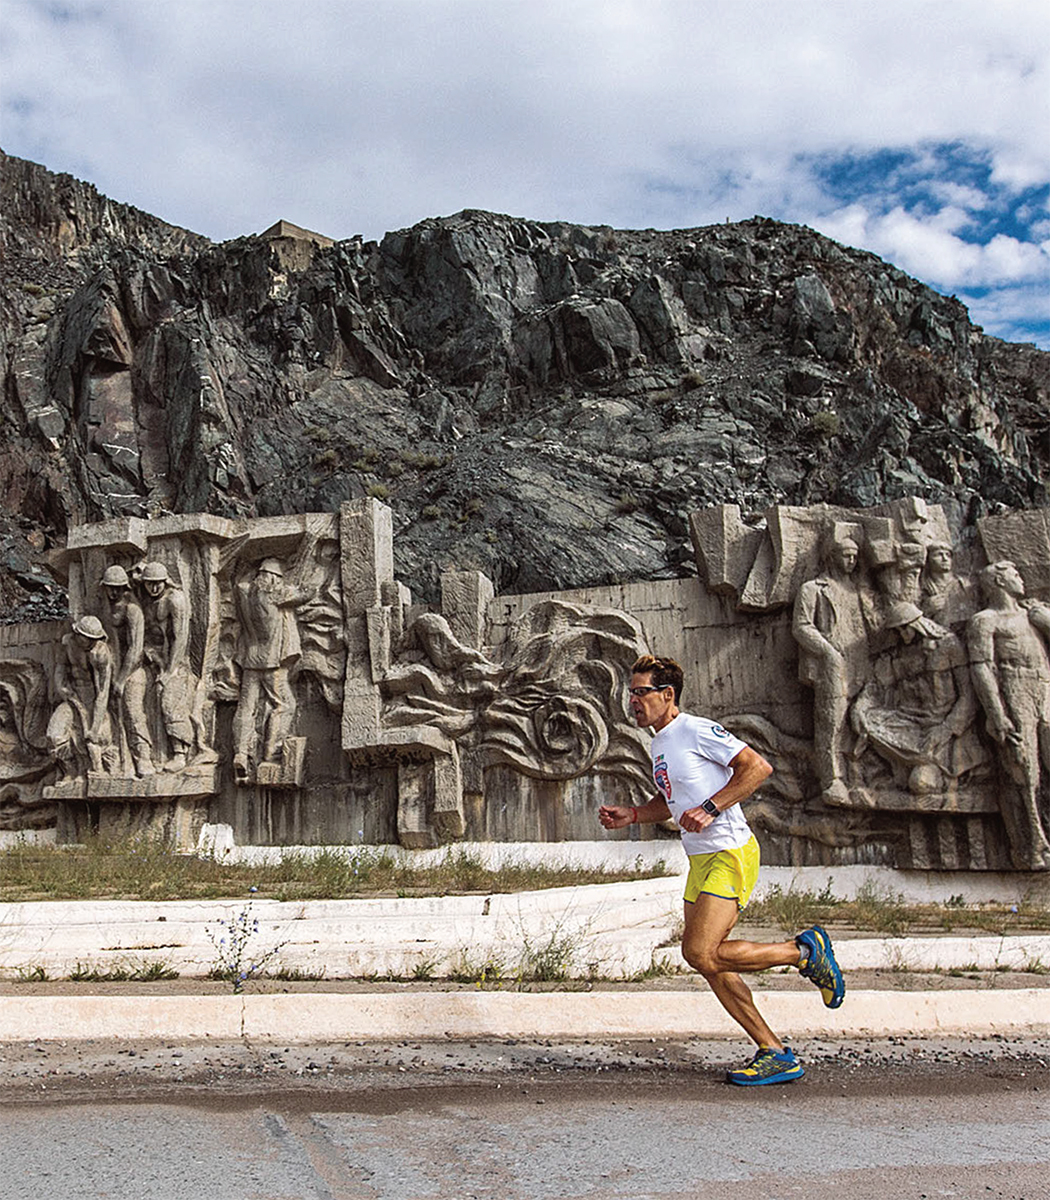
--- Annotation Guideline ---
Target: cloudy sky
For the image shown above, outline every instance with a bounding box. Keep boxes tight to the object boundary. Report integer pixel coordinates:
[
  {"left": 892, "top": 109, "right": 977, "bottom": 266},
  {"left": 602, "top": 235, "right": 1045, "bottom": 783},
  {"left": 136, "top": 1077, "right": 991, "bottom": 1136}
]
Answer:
[{"left": 3, "top": 0, "right": 1048, "bottom": 346}]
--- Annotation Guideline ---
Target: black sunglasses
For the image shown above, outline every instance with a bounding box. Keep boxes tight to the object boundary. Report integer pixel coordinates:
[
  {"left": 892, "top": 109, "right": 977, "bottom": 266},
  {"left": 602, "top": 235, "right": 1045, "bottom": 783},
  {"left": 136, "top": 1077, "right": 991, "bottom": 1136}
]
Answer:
[{"left": 628, "top": 685, "right": 668, "bottom": 697}]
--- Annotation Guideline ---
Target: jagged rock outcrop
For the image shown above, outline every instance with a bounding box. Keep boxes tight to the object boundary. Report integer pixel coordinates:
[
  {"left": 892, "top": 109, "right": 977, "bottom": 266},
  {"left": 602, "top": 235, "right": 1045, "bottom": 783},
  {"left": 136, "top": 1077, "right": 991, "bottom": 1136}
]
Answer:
[{"left": 1, "top": 149, "right": 1048, "bottom": 617}]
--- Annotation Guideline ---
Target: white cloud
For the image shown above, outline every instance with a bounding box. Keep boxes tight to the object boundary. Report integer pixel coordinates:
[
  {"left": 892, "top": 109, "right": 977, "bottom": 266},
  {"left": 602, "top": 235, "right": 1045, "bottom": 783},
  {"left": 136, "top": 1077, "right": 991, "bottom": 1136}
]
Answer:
[{"left": 2, "top": 0, "right": 1048, "bottom": 342}]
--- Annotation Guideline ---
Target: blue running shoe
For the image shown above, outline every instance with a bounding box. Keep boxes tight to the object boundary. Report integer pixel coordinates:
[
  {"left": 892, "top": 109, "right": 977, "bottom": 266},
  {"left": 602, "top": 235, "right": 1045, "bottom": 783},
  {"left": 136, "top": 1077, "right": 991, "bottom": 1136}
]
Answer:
[
  {"left": 796, "top": 924, "right": 845, "bottom": 1009},
  {"left": 726, "top": 1046, "right": 804, "bottom": 1086}
]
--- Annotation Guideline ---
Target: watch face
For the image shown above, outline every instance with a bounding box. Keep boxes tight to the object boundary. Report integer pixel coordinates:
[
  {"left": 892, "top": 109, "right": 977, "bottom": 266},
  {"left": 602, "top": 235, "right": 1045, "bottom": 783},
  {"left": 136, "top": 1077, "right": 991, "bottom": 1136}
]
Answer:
[{"left": 702, "top": 799, "right": 719, "bottom": 816}]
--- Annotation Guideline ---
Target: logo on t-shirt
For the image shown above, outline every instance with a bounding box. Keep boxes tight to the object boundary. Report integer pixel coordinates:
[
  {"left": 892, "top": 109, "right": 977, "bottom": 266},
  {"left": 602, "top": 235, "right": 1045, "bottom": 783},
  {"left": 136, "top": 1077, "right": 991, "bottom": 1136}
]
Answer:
[
  {"left": 710, "top": 724, "right": 731, "bottom": 739},
  {"left": 653, "top": 754, "right": 671, "bottom": 799}
]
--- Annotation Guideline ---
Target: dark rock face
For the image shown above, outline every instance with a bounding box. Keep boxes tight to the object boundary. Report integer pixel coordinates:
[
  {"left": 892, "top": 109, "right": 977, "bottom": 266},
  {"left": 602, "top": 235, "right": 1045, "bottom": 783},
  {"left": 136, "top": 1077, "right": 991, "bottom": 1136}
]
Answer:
[{"left": 1, "top": 150, "right": 1047, "bottom": 616}]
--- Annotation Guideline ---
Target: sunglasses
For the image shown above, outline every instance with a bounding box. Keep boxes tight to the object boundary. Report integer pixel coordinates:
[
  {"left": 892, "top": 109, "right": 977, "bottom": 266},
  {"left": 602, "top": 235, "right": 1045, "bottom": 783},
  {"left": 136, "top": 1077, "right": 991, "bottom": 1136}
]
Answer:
[{"left": 628, "top": 685, "right": 668, "bottom": 697}]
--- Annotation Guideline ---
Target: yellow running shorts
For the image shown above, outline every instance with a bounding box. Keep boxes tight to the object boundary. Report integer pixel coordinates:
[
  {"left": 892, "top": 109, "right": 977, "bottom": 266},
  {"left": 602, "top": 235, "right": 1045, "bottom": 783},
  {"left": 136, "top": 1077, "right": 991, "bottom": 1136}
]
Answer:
[{"left": 683, "top": 835, "right": 760, "bottom": 909}]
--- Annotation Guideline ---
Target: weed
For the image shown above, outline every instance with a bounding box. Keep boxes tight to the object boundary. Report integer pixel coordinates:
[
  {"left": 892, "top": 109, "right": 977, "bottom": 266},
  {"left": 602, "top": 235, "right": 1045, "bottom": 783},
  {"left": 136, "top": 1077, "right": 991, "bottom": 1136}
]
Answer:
[
  {"left": 625, "top": 953, "right": 681, "bottom": 982},
  {"left": 206, "top": 897, "right": 287, "bottom": 993},
  {"left": 615, "top": 491, "right": 639, "bottom": 514},
  {"left": 847, "top": 880, "right": 910, "bottom": 936},
  {"left": 411, "top": 957, "right": 438, "bottom": 981},
  {"left": 421, "top": 504, "right": 442, "bottom": 520},
  {"left": 516, "top": 911, "right": 591, "bottom": 983},
  {"left": 447, "top": 948, "right": 505, "bottom": 985},
  {"left": 808, "top": 410, "right": 840, "bottom": 439},
  {"left": 15, "top": 965, "right": 49, "bottom": 982},
  {"left": 366, "top": 483, "right": 391, "bottom": 500},
  {"left": 269, "top": 965, "right": 328, "bottom": 982},
  {"left": 67, "top": 959, "right": 179, "bottom": 983},
  {"left": 312, "top": 448, "right": 339, "bottom": 471},
  {"left": 749, "top": 884, "right": 830, "bottom": 933}
]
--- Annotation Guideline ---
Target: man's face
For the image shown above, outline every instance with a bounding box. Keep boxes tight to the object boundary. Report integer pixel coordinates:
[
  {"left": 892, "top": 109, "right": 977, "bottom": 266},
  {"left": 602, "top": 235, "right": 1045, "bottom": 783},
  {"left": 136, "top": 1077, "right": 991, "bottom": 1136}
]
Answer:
[
  {"left": 628, "top": 672, "right": 675, "bottom": 728},
  {"left": 106, "top": 586, "right": 125, "bottom": 604},
  {"left": 832, "top": 540, "right": 858, "bottom": 576},
  {"left": 144, "top": 579, "right": 165, "bottom": 598},
  {"left": 999, "top": 564, "right": 1025, "bottom": 597},
  {"left": 928, "top": 546, "right": 952, "bottom": 573}
]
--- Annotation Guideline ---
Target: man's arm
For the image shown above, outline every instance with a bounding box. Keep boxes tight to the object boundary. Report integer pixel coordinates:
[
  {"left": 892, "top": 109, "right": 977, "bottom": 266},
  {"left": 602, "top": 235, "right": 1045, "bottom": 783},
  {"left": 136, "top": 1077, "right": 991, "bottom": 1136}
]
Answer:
[
  {"left": 678, "top": 746, "right": 772, "bottom": 834},
  {"left": 599, "top": 794, "right": 671, "bottom": 830}
]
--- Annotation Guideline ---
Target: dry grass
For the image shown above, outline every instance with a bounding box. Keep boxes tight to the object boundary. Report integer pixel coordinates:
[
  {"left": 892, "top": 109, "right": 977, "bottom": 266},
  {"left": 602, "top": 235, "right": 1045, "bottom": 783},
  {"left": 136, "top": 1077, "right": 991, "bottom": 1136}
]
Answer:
[{"left": 0, "top": 837, "right": 670, "bottom": 903}]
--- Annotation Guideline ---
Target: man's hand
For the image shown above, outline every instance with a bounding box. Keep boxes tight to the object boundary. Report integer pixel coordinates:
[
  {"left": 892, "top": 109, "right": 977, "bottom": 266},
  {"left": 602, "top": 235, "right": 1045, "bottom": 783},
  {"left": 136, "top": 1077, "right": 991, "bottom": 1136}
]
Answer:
[
  {"left": 598, "top": 804, "right": 635, "bottom": 830},
  {"left": 678, "top": 804, "right": 718, "bottom": 833}
]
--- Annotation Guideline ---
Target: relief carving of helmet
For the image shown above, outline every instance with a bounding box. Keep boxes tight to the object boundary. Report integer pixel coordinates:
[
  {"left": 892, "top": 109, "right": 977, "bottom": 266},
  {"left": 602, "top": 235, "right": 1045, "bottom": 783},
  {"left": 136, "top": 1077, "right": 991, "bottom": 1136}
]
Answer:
[
  {"left": 257, "top": 558, "right": 284, "bottom": 577},
  {"left": 101, "top": 565, "right": 130, "bottom": 587},
  {"left": 72, "top": 615, "right": 106, "bottom": 640},
  {"left": 884, "top": 600, "right": 923, "bottom": 629},
  {"left": 141, "top": 561, "right": 170, "bottom": 583}
]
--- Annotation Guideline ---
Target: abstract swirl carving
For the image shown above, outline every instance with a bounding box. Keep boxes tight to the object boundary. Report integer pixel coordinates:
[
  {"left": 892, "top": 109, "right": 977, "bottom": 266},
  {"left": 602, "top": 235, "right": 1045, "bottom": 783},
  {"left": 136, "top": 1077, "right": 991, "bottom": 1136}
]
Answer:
[{"left": 381, "top": 599, "right": 651, "bottom": 788}]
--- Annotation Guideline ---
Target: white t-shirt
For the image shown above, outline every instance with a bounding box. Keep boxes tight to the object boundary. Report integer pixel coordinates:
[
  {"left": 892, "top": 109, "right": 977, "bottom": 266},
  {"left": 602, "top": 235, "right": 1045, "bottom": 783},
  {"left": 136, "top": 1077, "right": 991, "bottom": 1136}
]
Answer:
[{"left": 649, "top": 712, "right": 753, "bottom": 856}]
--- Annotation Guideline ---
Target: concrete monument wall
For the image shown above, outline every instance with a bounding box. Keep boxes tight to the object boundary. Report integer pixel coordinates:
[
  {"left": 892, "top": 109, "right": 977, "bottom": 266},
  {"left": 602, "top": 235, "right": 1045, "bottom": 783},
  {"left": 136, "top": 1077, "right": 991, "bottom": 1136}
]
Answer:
[{"left": 2, "top": 495, "right": 1049, "bottom": 874}]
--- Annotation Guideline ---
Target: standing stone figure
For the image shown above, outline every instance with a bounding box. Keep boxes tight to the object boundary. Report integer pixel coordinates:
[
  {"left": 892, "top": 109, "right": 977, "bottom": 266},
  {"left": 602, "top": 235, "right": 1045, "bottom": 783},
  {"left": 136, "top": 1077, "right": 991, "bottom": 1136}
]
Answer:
[
  {"left": 920, "top": 541, "right": 973, "bottom": 632},
  {"left": 100, "top": 564, "right": 153, "bottom": 777},
  {"left": 140, "top": 561, "right": 195, "bottom": 772},
  {"left": 46, "top": 615, "right": 118, "bottom": 778},
  {"left": 792, "top": 528, "right": 869, "bottom": 807},
  {"left": 967, "top": 561, "right": 1050, "bottom": 870},
  {"left": 232, "top": 557, "right": 310, "bottom": 783}
]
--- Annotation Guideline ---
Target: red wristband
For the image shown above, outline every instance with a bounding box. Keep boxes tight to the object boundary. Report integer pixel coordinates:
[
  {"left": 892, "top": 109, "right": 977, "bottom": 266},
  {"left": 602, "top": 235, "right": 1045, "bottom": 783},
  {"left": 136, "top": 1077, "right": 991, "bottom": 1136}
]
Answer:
[{"left": 631, "top": 806, "right": 639, "bottom": 824}]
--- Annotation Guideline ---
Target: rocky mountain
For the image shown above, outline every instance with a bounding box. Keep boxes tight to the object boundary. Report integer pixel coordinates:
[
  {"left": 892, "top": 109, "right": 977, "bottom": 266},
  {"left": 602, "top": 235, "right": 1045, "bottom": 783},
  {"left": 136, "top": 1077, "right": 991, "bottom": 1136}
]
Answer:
[{"left": 1, "top": 149, "right": 1048, "bottom": 619}]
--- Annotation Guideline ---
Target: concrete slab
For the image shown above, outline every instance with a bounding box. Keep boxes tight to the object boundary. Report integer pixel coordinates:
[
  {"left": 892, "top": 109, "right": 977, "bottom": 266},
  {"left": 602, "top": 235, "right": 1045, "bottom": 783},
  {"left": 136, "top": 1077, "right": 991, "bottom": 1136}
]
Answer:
[{"left": 1, "top": 987, "right": 1046, "bottom": 1044}]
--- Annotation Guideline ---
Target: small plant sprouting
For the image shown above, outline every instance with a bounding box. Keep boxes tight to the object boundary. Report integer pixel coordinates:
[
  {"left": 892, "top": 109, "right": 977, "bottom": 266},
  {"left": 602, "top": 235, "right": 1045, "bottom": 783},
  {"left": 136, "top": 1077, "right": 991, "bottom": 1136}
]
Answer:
[{"left": 206, "top": 892, "right": 287, "bottom": 993}]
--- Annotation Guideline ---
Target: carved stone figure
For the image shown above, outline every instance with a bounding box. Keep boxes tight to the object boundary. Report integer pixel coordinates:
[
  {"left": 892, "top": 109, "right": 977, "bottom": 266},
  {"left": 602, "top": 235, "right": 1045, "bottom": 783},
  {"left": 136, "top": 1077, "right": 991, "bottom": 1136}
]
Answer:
[
  {"left": 851, "top": 601, "right": 986, "bottom": 797},
  {"left": 100, "top": 564, "right": 153, "bottom": 777},
  {"left": 45, "top": 615, "right": 118, "bottom": 778},
  {"left": 140, "top": 561, "right": 199, "bottom": 772},
  {"left": 792, "top": 527, "right": 869, "bottom": 806},
  {"left": 231, "top": 557, "right": 311, "bottom": 782},
  {"left": 921, "top": 542, "right": 973, "bottom": 632},
  {"left": 967, "top": 561, "right": 1050, "bottom": 870}
]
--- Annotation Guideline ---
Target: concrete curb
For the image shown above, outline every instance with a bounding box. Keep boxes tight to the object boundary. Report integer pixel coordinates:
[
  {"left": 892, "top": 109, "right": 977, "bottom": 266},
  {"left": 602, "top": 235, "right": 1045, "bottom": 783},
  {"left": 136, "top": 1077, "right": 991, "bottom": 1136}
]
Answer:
[{"left": 2, "top": 988, "right": 1047, "bottom": 1044}]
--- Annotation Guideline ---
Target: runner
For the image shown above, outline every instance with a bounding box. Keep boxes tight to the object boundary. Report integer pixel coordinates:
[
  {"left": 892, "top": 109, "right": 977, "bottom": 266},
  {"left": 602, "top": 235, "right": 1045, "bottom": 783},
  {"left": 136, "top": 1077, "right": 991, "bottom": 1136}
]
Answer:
[{"left": 599, "top": 654, "right": 845, "bottom": 1085}]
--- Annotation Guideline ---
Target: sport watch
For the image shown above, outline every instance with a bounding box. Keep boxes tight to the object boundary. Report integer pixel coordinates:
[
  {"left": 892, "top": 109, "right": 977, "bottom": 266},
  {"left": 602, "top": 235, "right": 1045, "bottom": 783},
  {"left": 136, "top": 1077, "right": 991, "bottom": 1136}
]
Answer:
[{"left": 700, "top": 799, "right": 720, "bottom": 817}]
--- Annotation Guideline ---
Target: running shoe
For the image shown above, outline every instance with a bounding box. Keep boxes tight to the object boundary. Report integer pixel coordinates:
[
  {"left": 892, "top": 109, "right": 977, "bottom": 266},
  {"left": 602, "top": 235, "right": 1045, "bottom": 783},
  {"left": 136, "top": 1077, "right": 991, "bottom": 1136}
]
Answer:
[
  {"left": 726, "top": 1046, "right": 804, "bottom": 1086},
  {"left": 796, "top": 924, "right": 845, "bottom": 1008}
]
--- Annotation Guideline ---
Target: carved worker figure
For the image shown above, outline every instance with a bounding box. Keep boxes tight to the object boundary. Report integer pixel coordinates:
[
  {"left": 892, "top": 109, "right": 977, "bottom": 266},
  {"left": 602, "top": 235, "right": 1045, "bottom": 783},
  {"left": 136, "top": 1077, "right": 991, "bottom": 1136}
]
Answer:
[
  {"left": 100, "top": 564, "right": 153, "bottom": 777},
  {"left": 920, "top": 541, "right": 973, "bottom": 632},
  {"left": 231, "top": 557, "right": 310, "bottom": 782},
  {"left": 45, "top": 615, "right": 118, "bottom": 778},
  {"left": 140, "top": 561, "right": 196, "bottom": 772},
  {"left": 851, "top": 601, "right": 985, "bottom": 797},
  {"left": 792, "top": 527, "right": 869, "bottom": 806},
  {"left": 967, "top": 561, "right": 1050, "bottom": 870}
]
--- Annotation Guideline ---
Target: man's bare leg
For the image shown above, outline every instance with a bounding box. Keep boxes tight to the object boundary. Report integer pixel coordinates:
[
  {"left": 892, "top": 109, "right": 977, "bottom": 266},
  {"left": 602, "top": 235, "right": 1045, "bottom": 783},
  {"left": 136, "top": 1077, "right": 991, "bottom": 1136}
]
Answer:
[{"left": 681, "top": 892, "right": 802, "bottom": 1048}]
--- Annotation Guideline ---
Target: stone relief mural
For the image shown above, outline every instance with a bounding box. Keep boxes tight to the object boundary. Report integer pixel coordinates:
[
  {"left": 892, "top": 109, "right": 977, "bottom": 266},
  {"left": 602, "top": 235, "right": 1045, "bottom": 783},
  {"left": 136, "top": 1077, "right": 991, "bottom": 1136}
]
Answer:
[
  {"left": 2, "top": 493, "right": 1049, "bottom": 871},
  {"left": 0, "top": 501, "right": 650, "bottom": 850},
  {"left": 691, "top": 497, "right": 1050, "bottom": 872}
]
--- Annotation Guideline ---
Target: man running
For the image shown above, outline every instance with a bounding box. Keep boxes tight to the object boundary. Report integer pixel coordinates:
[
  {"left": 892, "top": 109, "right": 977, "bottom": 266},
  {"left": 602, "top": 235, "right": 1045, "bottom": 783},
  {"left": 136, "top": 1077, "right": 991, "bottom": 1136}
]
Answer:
[{"left": 599, "top": 654, "right": 844, "bottom": 1085}]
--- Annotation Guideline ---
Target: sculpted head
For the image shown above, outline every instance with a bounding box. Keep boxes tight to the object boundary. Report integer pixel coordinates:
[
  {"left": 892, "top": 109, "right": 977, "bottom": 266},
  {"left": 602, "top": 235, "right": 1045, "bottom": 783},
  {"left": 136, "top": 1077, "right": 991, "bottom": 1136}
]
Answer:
[
  {"left": 925, "top": 542, "right": 953, "bottom": 577},
  {"left": 141, "top": 561, "right": 170, "bottom": 599},
  {"left": 980, "top": 560, "right": 1025, "bottom": 599}
]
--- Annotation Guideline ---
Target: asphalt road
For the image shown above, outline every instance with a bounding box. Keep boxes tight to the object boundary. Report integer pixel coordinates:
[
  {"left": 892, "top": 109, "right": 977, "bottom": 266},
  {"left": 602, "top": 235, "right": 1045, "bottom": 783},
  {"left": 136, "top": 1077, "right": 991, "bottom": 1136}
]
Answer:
[{"left": 1, "top": 1036, "right": 1047, "bottom": 1200}]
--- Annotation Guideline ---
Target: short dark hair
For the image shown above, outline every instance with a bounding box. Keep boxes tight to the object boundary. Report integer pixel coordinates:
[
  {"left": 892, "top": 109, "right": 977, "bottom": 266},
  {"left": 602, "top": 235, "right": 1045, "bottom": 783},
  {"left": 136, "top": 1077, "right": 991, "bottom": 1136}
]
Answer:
[{"left": 631, "top": 655, "right": 683, "bottom": 704}]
